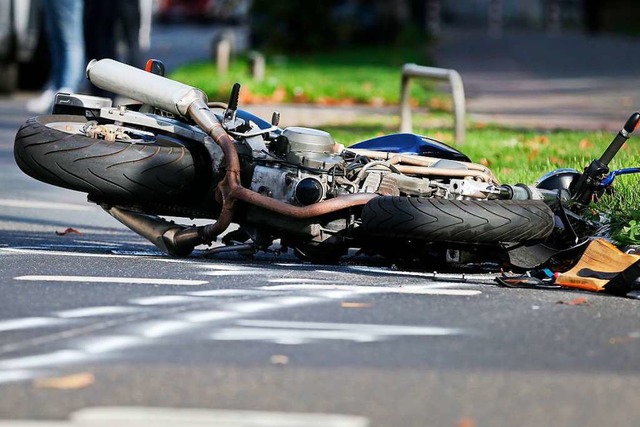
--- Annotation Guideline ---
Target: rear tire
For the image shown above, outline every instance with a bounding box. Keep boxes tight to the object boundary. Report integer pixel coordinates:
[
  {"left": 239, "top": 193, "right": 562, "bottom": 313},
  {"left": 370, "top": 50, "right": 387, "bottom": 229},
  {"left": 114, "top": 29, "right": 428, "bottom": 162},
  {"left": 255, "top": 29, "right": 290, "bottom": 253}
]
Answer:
[
  {"left": 14, "top": 115, "right": 213, "bottom": 206},
  {"left": 361, "top": 197, "right": 554, "bottom": 243}
]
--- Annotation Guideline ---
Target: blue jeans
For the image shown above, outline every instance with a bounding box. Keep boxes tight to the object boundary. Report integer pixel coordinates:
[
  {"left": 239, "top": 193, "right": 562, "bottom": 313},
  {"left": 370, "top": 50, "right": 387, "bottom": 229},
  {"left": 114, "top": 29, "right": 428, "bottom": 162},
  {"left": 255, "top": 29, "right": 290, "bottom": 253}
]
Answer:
[{"left": 42, "top": 0, "right": 85, "bottom": 91}]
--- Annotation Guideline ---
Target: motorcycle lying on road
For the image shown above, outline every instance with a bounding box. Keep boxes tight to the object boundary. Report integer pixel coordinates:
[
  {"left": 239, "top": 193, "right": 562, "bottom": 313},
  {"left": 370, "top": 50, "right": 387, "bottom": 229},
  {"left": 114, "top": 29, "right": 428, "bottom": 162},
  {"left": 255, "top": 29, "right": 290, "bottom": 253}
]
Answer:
[{"left": 13, "top": 59, "right": 640, "bottom": 269}]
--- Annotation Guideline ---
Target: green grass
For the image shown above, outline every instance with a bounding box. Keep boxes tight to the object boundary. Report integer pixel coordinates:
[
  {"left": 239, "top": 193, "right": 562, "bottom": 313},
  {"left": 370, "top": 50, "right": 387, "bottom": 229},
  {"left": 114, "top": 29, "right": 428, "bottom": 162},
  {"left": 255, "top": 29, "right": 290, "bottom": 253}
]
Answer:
[{"left": 169, "top": 45, "right": 436, "bottom": 106}]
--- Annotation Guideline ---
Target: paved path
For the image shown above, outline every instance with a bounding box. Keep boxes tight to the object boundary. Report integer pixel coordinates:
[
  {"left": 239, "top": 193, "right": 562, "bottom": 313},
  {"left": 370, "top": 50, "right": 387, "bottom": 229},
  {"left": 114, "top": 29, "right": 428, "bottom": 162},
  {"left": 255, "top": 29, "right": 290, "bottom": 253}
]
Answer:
[{"left": 435, "top": 28, "right": 640, "bottom": 131}]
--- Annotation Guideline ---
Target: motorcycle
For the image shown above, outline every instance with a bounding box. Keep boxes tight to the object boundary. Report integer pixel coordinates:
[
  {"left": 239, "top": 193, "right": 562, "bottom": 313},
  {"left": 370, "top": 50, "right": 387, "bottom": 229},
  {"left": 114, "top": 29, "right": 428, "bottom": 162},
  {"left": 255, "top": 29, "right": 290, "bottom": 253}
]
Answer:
[{"left": 13, "top": 59, "right": 640, "bottom": 269}]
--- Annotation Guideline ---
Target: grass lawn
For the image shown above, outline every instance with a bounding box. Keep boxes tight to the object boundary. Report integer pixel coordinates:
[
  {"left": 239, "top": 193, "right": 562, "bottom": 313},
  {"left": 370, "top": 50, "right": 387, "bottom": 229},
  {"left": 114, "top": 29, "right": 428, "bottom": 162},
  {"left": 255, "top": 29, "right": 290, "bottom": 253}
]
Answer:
[{"left": 169, "top": 45, "right": 436, "bottom": 106}]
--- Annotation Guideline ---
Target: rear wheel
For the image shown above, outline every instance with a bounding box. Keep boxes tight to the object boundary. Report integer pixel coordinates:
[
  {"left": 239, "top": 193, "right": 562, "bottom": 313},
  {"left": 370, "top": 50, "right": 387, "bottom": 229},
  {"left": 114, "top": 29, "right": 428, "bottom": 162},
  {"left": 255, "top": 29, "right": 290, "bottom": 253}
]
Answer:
[
  {"left": 361, "top": 197, "right": 554, "bottom": 243},
  {"left": 14, "top": 115, "right": 214, "bottom": 207}
]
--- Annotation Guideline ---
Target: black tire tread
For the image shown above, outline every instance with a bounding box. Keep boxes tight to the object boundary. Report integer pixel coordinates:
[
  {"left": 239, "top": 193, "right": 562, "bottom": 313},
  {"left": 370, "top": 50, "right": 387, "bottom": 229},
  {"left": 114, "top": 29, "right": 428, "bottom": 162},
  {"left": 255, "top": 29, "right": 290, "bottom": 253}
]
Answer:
[
  {"left": 362, "top": 197, "right": 554, "bottom": 243},
  {"left": 14, "top": 115, "right": 211, "bottom": 206}
]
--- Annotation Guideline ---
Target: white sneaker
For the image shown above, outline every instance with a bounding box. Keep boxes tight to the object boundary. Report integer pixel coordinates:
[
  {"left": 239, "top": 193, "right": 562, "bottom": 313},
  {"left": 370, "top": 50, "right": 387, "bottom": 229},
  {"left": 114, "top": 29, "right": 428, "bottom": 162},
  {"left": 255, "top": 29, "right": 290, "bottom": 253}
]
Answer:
[{"left": 26, "top": 88, "right": 57, "bottom": 113}]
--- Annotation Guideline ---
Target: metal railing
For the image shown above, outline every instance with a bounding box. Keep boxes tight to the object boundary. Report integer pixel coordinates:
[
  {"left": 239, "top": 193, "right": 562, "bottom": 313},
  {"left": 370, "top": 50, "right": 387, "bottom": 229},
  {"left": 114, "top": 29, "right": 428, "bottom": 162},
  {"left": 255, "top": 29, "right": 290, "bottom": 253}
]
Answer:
[{"left": 400, "top": 63, "right": 466, "bottom": 145}]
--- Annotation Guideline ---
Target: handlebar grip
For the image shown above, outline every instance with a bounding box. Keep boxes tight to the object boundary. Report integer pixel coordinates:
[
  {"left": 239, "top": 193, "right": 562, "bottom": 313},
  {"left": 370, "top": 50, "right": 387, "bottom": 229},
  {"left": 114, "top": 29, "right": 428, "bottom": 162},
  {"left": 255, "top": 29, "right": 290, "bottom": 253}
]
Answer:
[
  {"left": 624, "top": 112, "right": 640, "bottom": 133},
  {"left": 86, "top": 59, "right": 208, "bottom": 117}
]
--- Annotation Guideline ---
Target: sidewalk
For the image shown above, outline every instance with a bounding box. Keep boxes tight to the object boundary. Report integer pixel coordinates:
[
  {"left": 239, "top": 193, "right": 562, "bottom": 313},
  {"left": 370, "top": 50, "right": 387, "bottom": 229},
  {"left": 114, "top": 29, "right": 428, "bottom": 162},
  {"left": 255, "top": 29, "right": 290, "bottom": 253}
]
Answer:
[{"left": 434, "top": 28, "right": 640, "bottom": 131}]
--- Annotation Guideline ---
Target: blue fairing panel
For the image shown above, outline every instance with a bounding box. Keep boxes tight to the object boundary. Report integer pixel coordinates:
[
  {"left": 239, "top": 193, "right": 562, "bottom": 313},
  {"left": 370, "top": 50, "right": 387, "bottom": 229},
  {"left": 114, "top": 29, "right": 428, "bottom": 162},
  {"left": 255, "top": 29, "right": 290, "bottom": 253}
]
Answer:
[
  {"left": 350, "top": 133, "right": 471, "bottom": 162},
  {"left": 237, "top": 109, "right": 275, "bottom": 130}
]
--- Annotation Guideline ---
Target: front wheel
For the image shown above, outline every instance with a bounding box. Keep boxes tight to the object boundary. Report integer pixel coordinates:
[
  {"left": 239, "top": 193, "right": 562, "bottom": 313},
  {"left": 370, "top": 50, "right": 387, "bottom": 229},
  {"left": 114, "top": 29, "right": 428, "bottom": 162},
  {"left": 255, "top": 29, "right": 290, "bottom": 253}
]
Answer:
[{"left": 361, "top": 197, "right": 554, "bottom": 243}]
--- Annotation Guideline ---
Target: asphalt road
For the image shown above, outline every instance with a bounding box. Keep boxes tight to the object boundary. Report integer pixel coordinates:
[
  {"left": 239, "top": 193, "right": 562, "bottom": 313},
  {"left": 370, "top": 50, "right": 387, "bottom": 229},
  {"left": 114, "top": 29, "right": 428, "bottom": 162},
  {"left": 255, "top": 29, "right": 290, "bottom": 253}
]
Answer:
[{"left": 1, "top": 25, "right": 640, "bottom": 427}]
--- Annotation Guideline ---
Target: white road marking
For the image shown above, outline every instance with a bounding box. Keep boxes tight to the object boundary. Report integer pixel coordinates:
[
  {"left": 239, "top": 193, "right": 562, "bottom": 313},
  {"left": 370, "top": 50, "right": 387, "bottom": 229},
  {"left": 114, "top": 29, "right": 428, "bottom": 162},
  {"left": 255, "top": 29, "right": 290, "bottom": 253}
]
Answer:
[
  {"left": 179, "top": 310, "right": 236, "bottom": 323},
  {"left": 225, "top": 296, "right": 323, "bottom": 314},
  {"left": 201, "top": 270, "right": 260, "bottom": 276},
  {"left": 186, "top": 289, "right": 270, "bottom": 297},
  {"left": 64, "top": 407, "right": 371, "bottom": 427},
  {"left": 261, "top": 283, "right": 482, "bottom": 296},
  {"left": 199, "top": 264, "right": 261, "bottom": 271},
  {"left": 78, "top": 335, "right": 143, "bottom": 354},
  {"left": 129, "top": 295, "right": 204, "bottom": 306},
  {"left": 0, "top": 317, "right": 68, "bottom": 332},
  {"left": 0, "top": 350, "right": 85, "bottom": 369},
  {"left": 268, "top": 278, "right": 335, "bottom": 283},
  {"left": 241, "top": 319, "right": 465, "bottom": 335},
  {"left": 14, "top": 275, "right": 208, "bottom": 286},
  {"left": 55, "top": 306, "right": 141, "bottom": 318},
  {"left": 0, "top": 198, "right": 97, "bottom": 211},
  {"left": 211, "top": 319, "right": 466, "bottom": 345},
  {"left": 0, "top": 370, "right": 38, "bottom": 384},
  {"left": 0, "top": 248, "right": 209, "bottom": 264},
  {"left": 132, "top": 320, "right": 195, "bottom": 338}
]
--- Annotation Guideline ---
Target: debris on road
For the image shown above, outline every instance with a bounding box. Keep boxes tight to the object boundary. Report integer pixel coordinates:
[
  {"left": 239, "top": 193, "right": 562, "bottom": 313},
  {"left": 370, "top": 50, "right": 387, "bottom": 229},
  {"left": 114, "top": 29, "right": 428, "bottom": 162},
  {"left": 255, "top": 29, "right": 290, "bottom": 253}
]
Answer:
[
  {"left": 55, "top": 227, "right": 83, "bottom": 236},
  {"left": 33, "top": 372, "right": 95, "bottom": 390},
  {"left": 556, "top": 297, "right": 590, "bottom": 306}
]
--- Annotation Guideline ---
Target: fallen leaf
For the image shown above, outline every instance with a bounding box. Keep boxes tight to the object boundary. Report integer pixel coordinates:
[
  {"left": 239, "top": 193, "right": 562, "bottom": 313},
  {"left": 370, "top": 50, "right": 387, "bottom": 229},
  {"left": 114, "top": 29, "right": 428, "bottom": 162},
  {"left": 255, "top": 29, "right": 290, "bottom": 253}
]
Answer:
[
  {"left": 269, "top": 355, "right": 289, "bottom": 365},
  {"left": 557, "top": 297, "right": 590, "bottom": 306},
  {"left": 579, "top": 138, "right": 592, "bottom": 149},
  {"left": 457, "top": 418, "right": 476, "bottom": 427},
  {"left": 270, "top": 86, "right": 287, "bottom": 103},
  {"left": 548, "top": 156, "right": 565, "bottom": 165},
  {"left": 55, "top": 227, "right": 82, "bottom": 236},
  {"left": 609, "top": 336, "right": 637, "bottom": 345},
  {"left": 479, "top": 158, "right": 491, "bottom": 167},
  {"left": 341, "top": 302, "right": 372, "bottom": 309},
  {"left": 34, "top": 372, "right": 94, "bottom": 390}
]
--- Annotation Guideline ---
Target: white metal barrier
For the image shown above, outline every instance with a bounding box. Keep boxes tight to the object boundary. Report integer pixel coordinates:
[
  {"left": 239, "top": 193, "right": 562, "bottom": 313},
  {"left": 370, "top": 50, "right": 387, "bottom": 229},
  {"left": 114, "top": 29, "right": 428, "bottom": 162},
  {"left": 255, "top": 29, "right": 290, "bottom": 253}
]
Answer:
[{"left": 400, "top": 63, "right": 466, "bottom": 145}]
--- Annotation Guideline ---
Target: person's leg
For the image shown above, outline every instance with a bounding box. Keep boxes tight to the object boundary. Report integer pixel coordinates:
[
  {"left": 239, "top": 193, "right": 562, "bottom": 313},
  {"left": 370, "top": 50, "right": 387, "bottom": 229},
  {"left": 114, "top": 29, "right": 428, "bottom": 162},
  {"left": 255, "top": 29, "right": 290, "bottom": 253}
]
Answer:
[
  {"left": 27, "top": 0, "right": 61, "bottom": 112},
  {"left": 49, "top": 0, "right": 85, "bottom": 91},
  {"left": 40, "top": 0, "right": 59, "bottom": 89},
  {"left": 116, "top": 0, "right": 142, "bottom": 67}
]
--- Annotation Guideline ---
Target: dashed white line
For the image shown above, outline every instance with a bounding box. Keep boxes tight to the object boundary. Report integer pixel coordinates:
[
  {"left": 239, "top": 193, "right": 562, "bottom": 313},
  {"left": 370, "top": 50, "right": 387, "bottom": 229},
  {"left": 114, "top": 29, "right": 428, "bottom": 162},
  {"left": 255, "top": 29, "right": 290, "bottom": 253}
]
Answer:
[
  {"left": 131, "top": 320, "right": 195, "bottom": 338},
  {"left": 211, "top": 319, "right": 466, "bottom": 345},
  {"left": 0, "top": 317, "right": 68, "bottom": 332},
  {"left": 0, "top": 198, "right": 97, "bottom": 211},
  {"left": 67, "top": 407, "right": 370, "bottom": 427},
  {"left": 0, "top": 248, "right": 211, "bottom": 264},
  {"left": 78, "top": 335, "right": 143, "bottom": 354},
  {"left": 130, "top": 295, "right": 204, "bottom": 306},
  {"left": 56, "top": 306, "right": 141, "bottom": 318},
  {"left": 0, "top": 350, "right": 85, "bottom": 370},
  {"left": 178, "top": 310, "right": 236, "bottom": 323},
  {"left": 14, "top": 275, "right": 208, "bottom": 286},
  {"left": 0, "top": 370, "right": 39, "bottom": 384},
  {"left": 261, "top": 283, "right": 482, "bottom": 296}
]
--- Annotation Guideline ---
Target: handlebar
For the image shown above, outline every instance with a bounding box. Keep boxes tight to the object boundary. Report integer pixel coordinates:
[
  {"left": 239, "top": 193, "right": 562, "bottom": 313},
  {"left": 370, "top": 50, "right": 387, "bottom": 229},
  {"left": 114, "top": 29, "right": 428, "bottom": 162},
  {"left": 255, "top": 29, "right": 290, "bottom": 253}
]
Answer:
[{"left": 570, "top": 112, "right": 639, "bottom": 205}]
